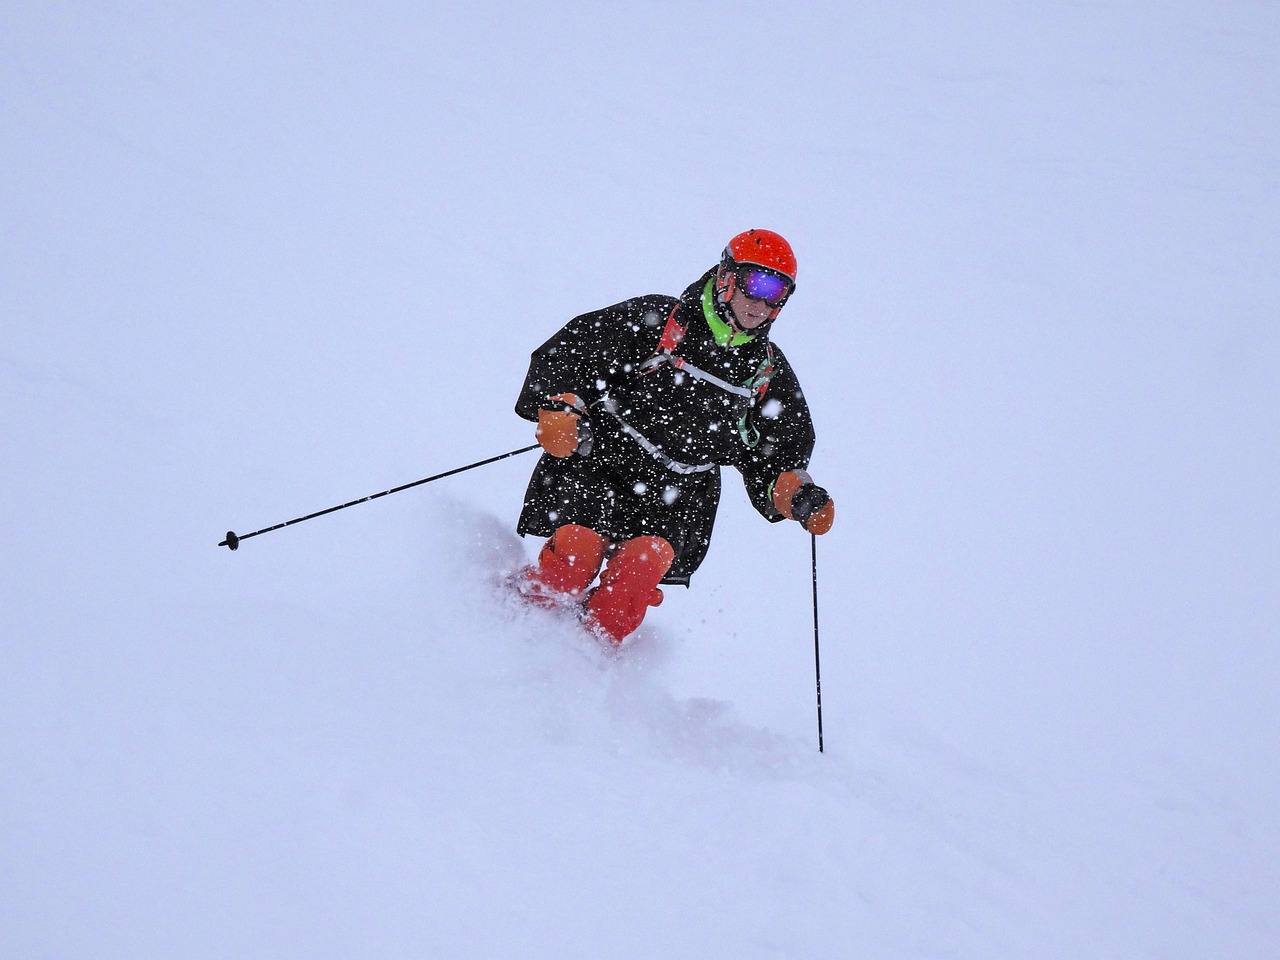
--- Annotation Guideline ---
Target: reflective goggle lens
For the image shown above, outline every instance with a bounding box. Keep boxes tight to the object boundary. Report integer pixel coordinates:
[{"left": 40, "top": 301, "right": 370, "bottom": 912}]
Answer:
[{"left": 740, "top": 269, "right": 792, "bottom": 306}]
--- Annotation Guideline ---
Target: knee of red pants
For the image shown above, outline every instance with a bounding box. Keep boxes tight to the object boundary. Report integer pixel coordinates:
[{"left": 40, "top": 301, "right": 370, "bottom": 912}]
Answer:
[
  {"left": 529, "top": 523, "right": 608, "bottom": 597},
  {"left": 584, "top": 535, "right": 675, "bottom": 643}
]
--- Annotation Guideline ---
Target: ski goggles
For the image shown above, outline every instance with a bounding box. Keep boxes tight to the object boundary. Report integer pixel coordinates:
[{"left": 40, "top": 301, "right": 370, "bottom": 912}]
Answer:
[{"left": 735, "top": 266, "right": 794, "bottom": 307}]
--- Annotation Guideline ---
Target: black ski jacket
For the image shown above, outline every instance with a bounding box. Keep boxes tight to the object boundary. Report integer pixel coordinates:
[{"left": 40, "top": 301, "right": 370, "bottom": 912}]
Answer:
[{"left": 515, "top": 268, "right": 816, "bottom": 584}]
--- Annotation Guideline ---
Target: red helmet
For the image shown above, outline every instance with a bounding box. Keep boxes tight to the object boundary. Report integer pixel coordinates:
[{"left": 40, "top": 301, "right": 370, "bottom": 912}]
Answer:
[
  {"left": 722, "top": 229, "right": 797, "bottom": 283},
  {"left": 716, "top": 229, "right": 797, "bottom": 325}
]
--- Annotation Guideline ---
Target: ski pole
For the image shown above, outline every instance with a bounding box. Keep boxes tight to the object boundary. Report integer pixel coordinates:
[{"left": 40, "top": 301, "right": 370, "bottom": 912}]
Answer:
[
  {"left": 811, "top": 532, "right": 824, "bottom": 753},
  {"left": 219, "top": 443, "right": 540, "bottom": 551}
]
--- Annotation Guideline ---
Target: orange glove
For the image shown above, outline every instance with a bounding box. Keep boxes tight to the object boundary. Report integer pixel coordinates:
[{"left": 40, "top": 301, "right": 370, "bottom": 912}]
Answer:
[
  {"left": 536, "top": 393, "right": 590, "bottom": 458},
  {"left": 772, "top": 469, "right": 835, "bottom": 535}
]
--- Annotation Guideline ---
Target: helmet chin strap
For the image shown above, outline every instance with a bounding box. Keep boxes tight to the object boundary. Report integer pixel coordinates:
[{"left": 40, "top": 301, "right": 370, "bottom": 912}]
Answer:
[{"left": 715, "top": 268, "right": 741, "bottom": 330}]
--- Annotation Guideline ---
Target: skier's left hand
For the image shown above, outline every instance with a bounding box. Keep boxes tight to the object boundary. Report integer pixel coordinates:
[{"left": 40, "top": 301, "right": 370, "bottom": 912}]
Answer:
[{"left": 773, "top": 470, "right": 835, "bottom": 535}]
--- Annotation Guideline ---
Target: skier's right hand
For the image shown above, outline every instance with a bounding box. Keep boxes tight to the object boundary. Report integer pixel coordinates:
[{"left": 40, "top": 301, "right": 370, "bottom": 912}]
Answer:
[{"left": 536, "top": 393, "right": 590, "bottom": 458}]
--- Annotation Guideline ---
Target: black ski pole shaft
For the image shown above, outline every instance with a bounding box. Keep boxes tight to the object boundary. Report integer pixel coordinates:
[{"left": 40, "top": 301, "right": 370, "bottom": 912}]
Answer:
[
  {"left": 219, "top": 443, "right": 540, "bottom": 551},
  {"left": 811, "top": 532, "right": 824, "bottom": 753}
]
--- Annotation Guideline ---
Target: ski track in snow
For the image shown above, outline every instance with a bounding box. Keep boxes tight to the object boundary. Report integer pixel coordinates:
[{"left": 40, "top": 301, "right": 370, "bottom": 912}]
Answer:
[{"left": 442, "top": 499, "right": 814, "bottom": 778}]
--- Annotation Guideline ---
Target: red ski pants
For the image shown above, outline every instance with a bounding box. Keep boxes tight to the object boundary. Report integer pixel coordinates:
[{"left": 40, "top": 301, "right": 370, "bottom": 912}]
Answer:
[{"left": 527, "top": 524, "right": 674, "bottom": 644}]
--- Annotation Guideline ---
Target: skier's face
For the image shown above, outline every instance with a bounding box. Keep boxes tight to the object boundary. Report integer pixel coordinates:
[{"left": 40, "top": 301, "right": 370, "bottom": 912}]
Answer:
[{"left": 727, "top": 283, "right": 778, "bottom": 329}]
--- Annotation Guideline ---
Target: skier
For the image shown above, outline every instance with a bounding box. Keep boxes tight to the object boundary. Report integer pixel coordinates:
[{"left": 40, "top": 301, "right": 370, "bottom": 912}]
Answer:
[{"left": 513, "top": 229, "right": 835, "bottom": 644}]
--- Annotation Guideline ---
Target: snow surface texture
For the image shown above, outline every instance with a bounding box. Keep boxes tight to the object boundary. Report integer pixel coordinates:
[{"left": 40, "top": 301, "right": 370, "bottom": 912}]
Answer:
[{"left": 3, "top": 3, "right": 1277, "bottom": 957}]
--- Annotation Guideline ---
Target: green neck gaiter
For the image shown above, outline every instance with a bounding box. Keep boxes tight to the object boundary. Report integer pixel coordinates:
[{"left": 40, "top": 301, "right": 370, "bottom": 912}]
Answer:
[{"left": 701, "top": 278, "right": 757, "bottom": 347}]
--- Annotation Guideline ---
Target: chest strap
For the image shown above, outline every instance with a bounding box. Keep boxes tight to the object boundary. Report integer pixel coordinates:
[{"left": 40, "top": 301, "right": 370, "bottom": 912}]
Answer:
[
  {"left": 638, "top": 306, "right": 766, "bottom": 398},
  {"left": 637, "top": 305, "right": 777, "bottom": 448}
]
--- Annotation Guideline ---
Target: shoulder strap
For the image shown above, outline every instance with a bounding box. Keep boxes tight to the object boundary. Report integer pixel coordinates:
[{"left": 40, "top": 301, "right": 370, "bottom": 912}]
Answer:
[
  {"left": 638, "top": 305, "right": 686, "bottom": 375},
  {"left": 638, "top": 304, "right": 774, "bottom": 402},
  {"left": 656, "top": 304, "right": 686, "bottom": 352}
]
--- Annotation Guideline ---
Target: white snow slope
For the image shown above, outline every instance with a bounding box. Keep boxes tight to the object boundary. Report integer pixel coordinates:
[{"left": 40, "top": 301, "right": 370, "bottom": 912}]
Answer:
[{"left": 3, "top": 3, "right": 1278, "bottom": 958}]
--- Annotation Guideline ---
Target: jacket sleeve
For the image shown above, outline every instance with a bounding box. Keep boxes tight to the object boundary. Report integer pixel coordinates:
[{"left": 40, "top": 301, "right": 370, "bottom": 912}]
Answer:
[
  {"left": 737, "top": 349, "right": 817, "bottom": 521},
  {"left": 515, "top": 297, "right": 672, "bottom": 421}
]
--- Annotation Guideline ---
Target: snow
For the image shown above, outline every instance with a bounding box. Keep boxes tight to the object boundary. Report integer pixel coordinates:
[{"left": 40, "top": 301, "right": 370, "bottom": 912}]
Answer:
[{"left": 3, "top": 2, "right": 1278, "bottom": 957}]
